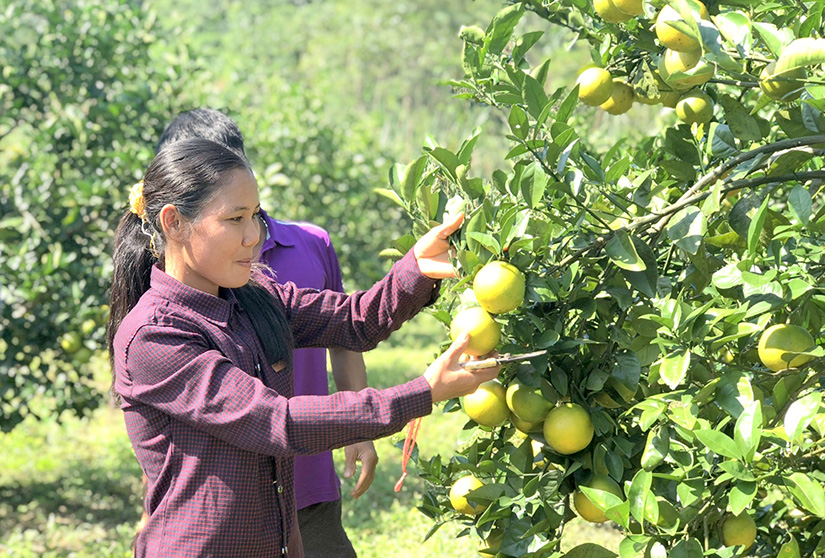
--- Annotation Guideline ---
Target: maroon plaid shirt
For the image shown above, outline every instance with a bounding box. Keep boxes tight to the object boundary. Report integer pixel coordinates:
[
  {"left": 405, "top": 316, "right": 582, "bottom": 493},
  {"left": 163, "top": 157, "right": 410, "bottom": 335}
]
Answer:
[{"left": 113, "top": 251, "right": 437, "bottom": 558}]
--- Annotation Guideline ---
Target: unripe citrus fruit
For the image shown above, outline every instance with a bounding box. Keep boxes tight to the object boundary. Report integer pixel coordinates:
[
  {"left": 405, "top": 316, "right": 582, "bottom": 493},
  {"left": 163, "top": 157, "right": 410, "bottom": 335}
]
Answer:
[
  {"left": 593, "top": 0, "right": 632, "bottom": 23},
  {"left": 478, "top": 528, "right": 504, "bottom": 556},
  {"left": 60, "top": 332, "right": 83, "bottom": 354},
  {"left": 506, "top": 381, "right": 552, "bottom": 423},
  {"left": 81, "top": 319, "right": 98, "bottom": 336},
  {"left": 577, "top": 67, "right": 614, "bottom": 106},
  {"left": 757, "top": 324, "right": 816, "bottom": 372},
  {"left": 600, "top": 80, "right": 634, "bottom": 115},
  {"left": 721, "top": 512, "right": 757, "bottom": 550},
  {"left": 464, "top": 380, "right": 509, "bottom": 427},
  {"left": 760, "top": 61, "right": 807, "bottom": 102},
  {"left": 675, "top": 91, "right": 713, "bottom": 126},
  {"left": 450, "top": 475, "right": 487, "bottom": 515},
  {"left": 614, "top": 0, "right": 644, "bottom": 16},
  {"left": 655, "top": 0, "right": 709, "bottom": 52},
  {"left": 661, "top": 89, "right": 682, "bottom": 108},
  {"left": 473, "top": 261, "right": 526, "bottom": 314},
  {"left": 450, "top": 307, "right": 501, "bottom": 356},
  {"left": 510, "top": 412, "right": 543, "bottom": 434},
  {"left": 573, "top": 474, "right": 623, "bottom": 523},
  {"left": 544, "top": 403, "right": 595, "bottom": 454}
]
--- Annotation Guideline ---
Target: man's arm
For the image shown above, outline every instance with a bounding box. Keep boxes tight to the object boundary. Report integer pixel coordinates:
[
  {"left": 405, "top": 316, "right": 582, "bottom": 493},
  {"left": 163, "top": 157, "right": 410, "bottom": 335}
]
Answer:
[{"left": 329, "top": 348, "right": 378, "bottom": 499}]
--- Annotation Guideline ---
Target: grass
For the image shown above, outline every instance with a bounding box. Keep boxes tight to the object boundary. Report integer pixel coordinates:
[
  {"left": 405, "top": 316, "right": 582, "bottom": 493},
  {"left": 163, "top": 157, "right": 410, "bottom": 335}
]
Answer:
[{"left": 0, "top": 314, "right": 620, "bottom": 557}]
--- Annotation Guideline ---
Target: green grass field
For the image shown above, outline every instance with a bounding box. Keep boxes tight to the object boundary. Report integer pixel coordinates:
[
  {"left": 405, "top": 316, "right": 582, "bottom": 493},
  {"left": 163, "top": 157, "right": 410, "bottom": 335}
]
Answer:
[{"left": 0, "top": 314, "right": 620, "bottom": 557}]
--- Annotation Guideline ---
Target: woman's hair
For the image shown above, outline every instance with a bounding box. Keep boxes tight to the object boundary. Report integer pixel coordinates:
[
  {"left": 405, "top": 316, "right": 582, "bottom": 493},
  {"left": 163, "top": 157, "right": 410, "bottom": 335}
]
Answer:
[
  {"left": 157, "top": 108, "right": 246, "bottom": 160},
  {"left": 107, "top": 139, "right": 293, "bottom": 398}
]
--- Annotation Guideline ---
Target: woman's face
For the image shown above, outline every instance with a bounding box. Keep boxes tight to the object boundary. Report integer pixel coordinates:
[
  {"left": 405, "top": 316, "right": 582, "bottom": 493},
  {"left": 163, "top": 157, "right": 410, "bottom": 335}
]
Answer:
[{"left": 173, "top": 168, "right": 263, "bottom": 296}]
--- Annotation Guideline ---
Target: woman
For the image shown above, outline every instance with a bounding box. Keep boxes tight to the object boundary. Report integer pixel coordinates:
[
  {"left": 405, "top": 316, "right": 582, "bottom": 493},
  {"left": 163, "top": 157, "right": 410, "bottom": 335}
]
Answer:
[{"left": 107, "top": 138, "right": 499, "bottom": 558}]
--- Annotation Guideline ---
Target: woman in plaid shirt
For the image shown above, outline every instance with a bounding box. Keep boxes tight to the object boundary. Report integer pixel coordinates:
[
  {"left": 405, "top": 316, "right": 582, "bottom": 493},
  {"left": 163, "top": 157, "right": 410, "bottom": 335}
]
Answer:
[{"left": 106, "top": 138, "right": 499, "bottom": 558}]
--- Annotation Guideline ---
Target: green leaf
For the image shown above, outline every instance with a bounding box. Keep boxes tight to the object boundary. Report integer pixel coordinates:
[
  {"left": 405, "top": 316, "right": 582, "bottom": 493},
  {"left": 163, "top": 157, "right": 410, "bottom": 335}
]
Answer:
[
  {"left": 777, "top": 536, "right": 801, "bottom": 558},
  {"left": 508, "top": 105, "right": 529, "bottom": 140},
  {"left": 520, "top": 162, "right": 547, "bottom": 209},
  {"left": 466, "top": 232, "right": 501, "bottom": 255},
  {"left": 485, "top": 3, "right": 525, "bottom": 55},
  {"left": 729, "top": 481, "right": 757, "bottom": 515},
  {"left": 788, "top": 184, "right": 812, "bottom": 224},
  {"left": 694, "top": 429, "right": 741, "bottom": 459},
  {"left": 667, "top": 206, "right": 707, "bottom": 255},
  {"left": 708, "top": 123, "right": 739, "bottom": 158},
  {"left": 747, "top": 197, "right": 770, "bottom": 254},
  {"left": 658, "top": 350, "right": 690, "bottom": 390},
  {"left": 718, "top": 94, "right": 763, "bottom": 142},
  {"left": 784, "top": 391, "right": 823, "bottom": 443},
  {"left": 786, "top": 472, "right": 825, "bottom": 518},
  {"left": 641, "top": 425, "right": 670, "bottom": 471},
  {"left": 752, "top": 22, "right": 795, "bottom": 57},
  {"left": 522, "top": 73, "right": 548, "bottom": 119},
  {"left": 606, "top": 231, "right": 646, "bottom": 271},
  {"left": 563, "top": 543, "right": 618, "bottom": 558},
  {"left": 628, "top": 469, "right": 653, "bottom": 525},
  {"left": 712, "top": 11, "right": 752, "bottom": 53},
  {"left": 401, "top": 156, "right": 428, "bottom": 203},
  {"left": 621, "top": 237, "right": 659, "bottom": 298},
  {"left": 670, "top": 539, "right": 704, "bottom": 558},
  {"left": 426, "top": 147, "right": 460, "bottom": 180},
  {"left": 734, "top": 401, "right": 762, "bottom": 462}
]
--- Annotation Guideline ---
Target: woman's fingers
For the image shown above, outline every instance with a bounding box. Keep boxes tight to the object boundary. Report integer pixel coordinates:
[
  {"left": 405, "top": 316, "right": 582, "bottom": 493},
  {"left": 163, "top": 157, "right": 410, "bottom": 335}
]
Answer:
[{"left": 413, "top": 213, "right": 464, "bottom": 279}]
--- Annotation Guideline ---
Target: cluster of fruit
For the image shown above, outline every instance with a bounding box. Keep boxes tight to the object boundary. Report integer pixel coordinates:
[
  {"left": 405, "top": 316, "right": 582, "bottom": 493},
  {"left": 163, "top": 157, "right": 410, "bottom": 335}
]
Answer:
[
  {"left": 445, "top": 259, "right": 818, "bottom": 554},
  {"left": 576, "top": 0, "right": 809, "bottom": 124}
]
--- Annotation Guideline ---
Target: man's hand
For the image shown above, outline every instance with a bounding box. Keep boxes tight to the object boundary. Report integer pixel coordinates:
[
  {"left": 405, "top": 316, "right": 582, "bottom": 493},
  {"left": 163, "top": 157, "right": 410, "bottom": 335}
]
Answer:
[{"left": 342, "top": 440, "right": 378, "bottom": 499}]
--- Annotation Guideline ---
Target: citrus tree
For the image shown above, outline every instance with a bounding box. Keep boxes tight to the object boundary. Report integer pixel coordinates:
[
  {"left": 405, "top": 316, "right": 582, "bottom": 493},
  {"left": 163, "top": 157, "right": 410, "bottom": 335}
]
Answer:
[
  {"left": 382, "top": 2, "right": 825, "bottom": 556},
  {"left": 0, "top": 0, "right": 191, "bottom": 431}
]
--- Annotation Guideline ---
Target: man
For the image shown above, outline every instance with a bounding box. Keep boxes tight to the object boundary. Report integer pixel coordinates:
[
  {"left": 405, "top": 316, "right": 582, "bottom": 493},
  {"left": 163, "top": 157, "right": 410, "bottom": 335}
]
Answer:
[{"left": 148, "top": 108, "right": 375, "bottom": 557}]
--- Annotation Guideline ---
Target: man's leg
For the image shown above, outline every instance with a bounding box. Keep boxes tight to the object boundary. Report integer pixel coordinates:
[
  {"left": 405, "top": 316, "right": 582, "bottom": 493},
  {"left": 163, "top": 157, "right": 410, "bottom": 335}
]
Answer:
[{"left": 296, "top": 499, "right": 357, "bottom": 558}]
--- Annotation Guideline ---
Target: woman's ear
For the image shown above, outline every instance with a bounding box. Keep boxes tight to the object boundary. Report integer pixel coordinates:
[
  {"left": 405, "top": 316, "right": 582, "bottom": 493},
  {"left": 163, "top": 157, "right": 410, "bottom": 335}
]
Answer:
[{"left": 159, "top": 204, "right": 185, "bottom": 242}]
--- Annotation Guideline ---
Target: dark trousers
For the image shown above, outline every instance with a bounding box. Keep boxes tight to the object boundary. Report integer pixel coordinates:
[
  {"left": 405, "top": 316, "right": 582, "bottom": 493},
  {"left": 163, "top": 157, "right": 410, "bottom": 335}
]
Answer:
[{"left": 296, "top": 499, "right": 357, "bottom": 558}]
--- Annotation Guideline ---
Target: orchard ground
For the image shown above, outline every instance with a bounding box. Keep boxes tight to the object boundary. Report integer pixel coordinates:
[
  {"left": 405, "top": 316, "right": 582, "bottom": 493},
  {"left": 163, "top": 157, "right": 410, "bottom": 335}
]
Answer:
[{"left": 0, "top": 313, "right": 620, "bottom": 558}]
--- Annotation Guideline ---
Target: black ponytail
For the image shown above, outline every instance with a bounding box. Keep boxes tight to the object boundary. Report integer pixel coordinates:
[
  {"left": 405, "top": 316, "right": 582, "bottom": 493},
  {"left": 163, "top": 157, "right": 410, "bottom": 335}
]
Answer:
[{"left": 108, "top": 139, "right": 293, "bottom": 400}]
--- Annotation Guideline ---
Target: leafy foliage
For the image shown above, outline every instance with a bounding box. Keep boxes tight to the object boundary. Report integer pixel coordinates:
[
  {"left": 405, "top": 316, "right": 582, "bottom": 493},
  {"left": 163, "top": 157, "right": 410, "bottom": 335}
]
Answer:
[
  {"left": 0, "top": 0, "right": 190, "bottom": 431},
  {"left": 393, "top": 2, "right": 825, "bottom": 556}
]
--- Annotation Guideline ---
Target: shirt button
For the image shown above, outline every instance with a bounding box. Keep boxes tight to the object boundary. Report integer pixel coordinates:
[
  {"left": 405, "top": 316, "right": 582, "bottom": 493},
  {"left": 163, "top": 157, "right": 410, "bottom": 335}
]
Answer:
[
  {"left": 277, "top": 485, "right": 284, "bottom": 494},
  {"left": 282, "top": 546, "right": 288, "bottom": 555}
]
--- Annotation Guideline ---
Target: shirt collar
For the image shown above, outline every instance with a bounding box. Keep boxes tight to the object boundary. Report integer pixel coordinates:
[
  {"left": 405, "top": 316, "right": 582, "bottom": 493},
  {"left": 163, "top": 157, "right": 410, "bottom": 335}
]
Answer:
[
  {"left": 149, "top": 265, "right": 238, "bottom": 326},
  {"left": 259, "top": 209, "right": 296, "bottom": 255}
]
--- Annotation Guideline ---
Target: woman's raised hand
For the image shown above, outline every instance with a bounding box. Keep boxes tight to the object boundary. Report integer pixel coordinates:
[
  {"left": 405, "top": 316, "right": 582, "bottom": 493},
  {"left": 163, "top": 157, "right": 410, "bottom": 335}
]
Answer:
[
  {"left": 413, "top": 213, "right": 464, "bottom": 279},
  {"left": 423, "top": 332, "right": 501, "bottom": 403}
]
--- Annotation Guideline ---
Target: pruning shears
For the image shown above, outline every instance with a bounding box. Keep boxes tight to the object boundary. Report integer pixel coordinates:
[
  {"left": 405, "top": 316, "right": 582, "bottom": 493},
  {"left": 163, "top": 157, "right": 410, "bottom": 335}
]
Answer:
[{"left": 460, "top": 349, "right": 548, "bottom": 371}]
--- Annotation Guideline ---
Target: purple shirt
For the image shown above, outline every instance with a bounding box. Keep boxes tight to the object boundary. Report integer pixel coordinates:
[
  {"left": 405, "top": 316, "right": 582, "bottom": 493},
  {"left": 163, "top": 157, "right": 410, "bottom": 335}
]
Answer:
[
  {"left": 257, "top": 212, "right": 346, "bottom": 510},
  {"left": 113, "top": 251, "right": 437, "bottom": 558}
]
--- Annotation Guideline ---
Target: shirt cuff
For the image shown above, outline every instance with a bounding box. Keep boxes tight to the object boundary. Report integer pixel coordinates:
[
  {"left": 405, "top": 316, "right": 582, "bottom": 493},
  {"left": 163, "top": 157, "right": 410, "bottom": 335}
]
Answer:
[
  {"left": 385, "top": 375, "right": 433, "bottom": 422},
  {"left": 395, "top": 250, "right": 441, "bottom": 308}
]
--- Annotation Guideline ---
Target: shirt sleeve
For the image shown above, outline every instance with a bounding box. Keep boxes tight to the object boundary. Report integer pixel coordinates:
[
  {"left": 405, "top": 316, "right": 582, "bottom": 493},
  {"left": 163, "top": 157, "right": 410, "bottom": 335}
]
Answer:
[
  {"left": 117, "top": 321, "right": 432, "bottom": 458},
  {"left": 322, "top": 233, "right": 344, "bottom": 293},
  {"left": 264, "top": 250, "right": 440, "bottom": 351}
]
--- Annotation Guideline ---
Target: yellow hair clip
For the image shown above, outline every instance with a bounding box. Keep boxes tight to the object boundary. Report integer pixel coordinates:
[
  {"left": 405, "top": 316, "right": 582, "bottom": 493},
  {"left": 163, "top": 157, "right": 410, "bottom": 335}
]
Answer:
[{"left": 129, "top": 181, "right": 146, "bottom": 220}]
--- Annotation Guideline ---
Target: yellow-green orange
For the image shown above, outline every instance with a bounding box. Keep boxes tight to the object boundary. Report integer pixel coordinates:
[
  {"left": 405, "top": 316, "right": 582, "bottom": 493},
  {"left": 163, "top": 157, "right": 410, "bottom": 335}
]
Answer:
[
  {"left": 506, "top": 381, "right": 552, "bottom": 423},
  {"left": 478, "top": 528, "right": 504, "bottom": 556},
  {"left": 676, "top": 91, "right": 713, "bottom": 126},
  {"left": 760, "top": 62, "right": 807, "bottom": 102},
  {"left": 655, "top": 1, "right": 709, "bottom": 52},
  {"left": 544, "top": 403, "right": 595, "bottom": 454},
  {"left": 594, "top": 0, "right": 632, "bottom": 23},
  {"left": 473, "top": 261, "right": 526, "bottom": 314},
  {"left": 510, "top": 412, "right": 543, "bottom": 434},
  {"left": 577, "top": 67, "right": 614, "bottom": 106},
  {"left": 757, "top": 324, "right": 816, "bottom": 372},
  {"left": 573, "top": 475, "right": 623, "bottom": 523},
  {"left": 449, "top": 475, "right": 487, "bottom": 515},
  {"left": 60, "top": 331, "right": 83, "bottom": 354},
  {"left": 464, "top": 380, "right": 509, "bottom": 427},
  {"left": 614, "top": 0, "right": 644, "bottom": 16},
  {"left": 600, "top": 80, "right": 634, "bottom": 115},
  {"left": 450, "top": 307, "right": 501, "bottom": 356},
  {"left": 721, "top": 512, "right": 757, "bottom": 550}
]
